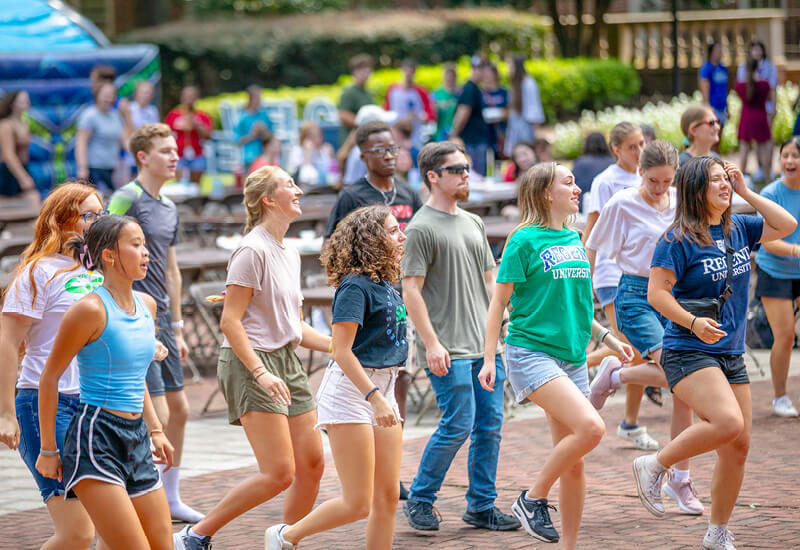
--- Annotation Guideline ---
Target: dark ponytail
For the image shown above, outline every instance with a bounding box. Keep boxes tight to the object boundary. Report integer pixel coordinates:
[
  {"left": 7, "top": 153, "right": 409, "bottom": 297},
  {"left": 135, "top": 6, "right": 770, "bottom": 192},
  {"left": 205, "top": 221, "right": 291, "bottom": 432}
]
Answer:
[{"left": 67, "top": 214, "right": 138, "bottom": 272}]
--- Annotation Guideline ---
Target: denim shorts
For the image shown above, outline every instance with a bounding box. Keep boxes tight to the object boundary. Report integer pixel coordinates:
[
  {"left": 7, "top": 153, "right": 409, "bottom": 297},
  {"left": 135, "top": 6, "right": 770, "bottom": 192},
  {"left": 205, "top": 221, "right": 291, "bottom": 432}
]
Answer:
[
  {"left": 316, "top": 361, "right": 401, "bottom": 427},
  {"left": 614, "top": 274, "right": 668, "bottom": 359},
  {"left": 661, "top": 348, "right": 749, "bottom": 391},
  {"left": 505, "top": 344, "right": 589, "bottom": 404},
  {"left": 754, "top": 265, "right": 800, "bottom": 300},
  {"left": 595, "top": 285, "right": 618, "bottom": 308},
  {"left": 145, "top": 313, "right": 184, "bottom": 396},
  {"left": 62, "top": 404, "right": 162, "bottom": 499},
  {"left": 15, "top": 389, "right": 80, "bottom": 502},
  {"left": 178, "top": 155, "right": 206, "bottom": 173}
]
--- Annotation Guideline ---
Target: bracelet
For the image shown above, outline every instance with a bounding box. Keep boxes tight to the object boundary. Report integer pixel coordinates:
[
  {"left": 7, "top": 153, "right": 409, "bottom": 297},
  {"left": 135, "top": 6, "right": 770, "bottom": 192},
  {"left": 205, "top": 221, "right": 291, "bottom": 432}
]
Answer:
[
  {"left": 597, "top": 328, "right": 610, "bottom": 343},
  {"left": 364, "top": 386, "right": 380, "bottom": 402},
  {"left": 39, "top": 448, "right": 59, "bottom": 456},
  {"left": 328, "top": 341, "right": 333, "bottom": 354},
  {"left": 689, "top": 316, "right": 698, "bottom": 333},
  {"left": 255, "top": 370, "right": 269, "bottom": 381},
  {"left": 171, "top": 320, "right": 184, "bottom": 329},
  {"left": 149, "top": 429, "right": 164, "bottom": 436}
]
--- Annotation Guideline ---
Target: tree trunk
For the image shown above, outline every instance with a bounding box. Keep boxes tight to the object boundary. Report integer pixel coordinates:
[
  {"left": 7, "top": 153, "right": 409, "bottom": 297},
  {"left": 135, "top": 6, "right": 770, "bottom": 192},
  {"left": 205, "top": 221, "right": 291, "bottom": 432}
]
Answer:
[
  {"left": 547, "top": 0, "right": 575, "bottom": 57},
  {"left": 588, "top": 0, "right": 612, "bottom": 57},
  {"left": 576, "top": 0, "right": 585, "bottom": 56}
]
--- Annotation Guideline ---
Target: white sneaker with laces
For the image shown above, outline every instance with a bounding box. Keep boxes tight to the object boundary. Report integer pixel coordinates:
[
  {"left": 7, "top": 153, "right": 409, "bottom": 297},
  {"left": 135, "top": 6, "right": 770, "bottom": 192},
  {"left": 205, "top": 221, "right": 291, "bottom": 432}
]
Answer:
[
  {"left": 632, "top": 453, "right": 669, "bottom": 517},
  {"left": 772, "top": 395, "right": 799, "bottom": 417},
  {"left": 702, "top": 525, "right": 736, "bottom": 550},
  {"left": 617, "top": 424, "right": 659, "bottom": 450},
  {"left": 265, "top": 524, "right": 296, "bottom": 550}
]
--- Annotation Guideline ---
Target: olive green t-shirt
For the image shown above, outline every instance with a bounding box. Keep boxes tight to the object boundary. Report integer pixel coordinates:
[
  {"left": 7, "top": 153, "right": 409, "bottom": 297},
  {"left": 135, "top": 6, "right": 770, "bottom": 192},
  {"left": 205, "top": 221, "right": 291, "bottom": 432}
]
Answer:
[
  {"left": 497, "top": 224, "right": 593, "bottom": 365},
  {"left": 401, "top": 205, "right": 500, "bottom": 367},
  {"left": 338, "top": 84, "right": 374, "bottom": 142}
]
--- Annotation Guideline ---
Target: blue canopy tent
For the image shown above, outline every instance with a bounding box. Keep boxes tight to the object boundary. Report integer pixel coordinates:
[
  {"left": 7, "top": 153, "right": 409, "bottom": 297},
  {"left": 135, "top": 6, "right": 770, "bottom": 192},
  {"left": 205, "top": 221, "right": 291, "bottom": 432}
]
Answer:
[{"left": 0, "top": 0, "right": 160, "bottom": 193}]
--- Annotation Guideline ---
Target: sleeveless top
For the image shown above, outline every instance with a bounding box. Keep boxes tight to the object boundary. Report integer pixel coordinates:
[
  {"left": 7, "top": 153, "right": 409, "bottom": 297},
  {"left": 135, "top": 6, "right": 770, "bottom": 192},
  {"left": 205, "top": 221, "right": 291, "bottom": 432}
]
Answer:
[{"left": 76, "top": 287, "right": 156, "bottom": 413}]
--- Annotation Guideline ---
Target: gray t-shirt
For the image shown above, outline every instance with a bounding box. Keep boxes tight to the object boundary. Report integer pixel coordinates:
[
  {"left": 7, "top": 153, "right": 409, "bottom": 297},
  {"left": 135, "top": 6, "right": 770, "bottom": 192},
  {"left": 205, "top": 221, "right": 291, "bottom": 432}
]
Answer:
[
  {"left": 401, "top": 205, "right": 500, "bottom": 366},
  {"left": 108, "top": 181, "right": 179, "bottom": 316},
  {"left": 77, "top": 105, "right": 124, "bottom": 170}
]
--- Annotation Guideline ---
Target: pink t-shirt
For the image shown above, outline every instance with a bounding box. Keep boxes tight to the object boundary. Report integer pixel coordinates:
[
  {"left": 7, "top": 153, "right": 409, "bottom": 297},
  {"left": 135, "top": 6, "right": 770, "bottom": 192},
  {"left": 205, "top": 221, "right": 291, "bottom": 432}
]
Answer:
[{"left": 222, "top": 226, "right": 303, "bottom": 352}]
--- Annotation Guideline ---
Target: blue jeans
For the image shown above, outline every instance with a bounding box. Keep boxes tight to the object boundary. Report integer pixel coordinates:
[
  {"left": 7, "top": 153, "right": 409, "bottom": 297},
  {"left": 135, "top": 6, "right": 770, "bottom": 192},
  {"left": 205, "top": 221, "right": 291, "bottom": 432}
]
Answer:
[
  {"left": 15, "top": 389, "right": 81, "bottom": 502},
  {"left": 408, "top": 355, "right": 506, "bottom": 512},
  {"left": 464, "top": 142, "right": 489, "bottom": 177}
]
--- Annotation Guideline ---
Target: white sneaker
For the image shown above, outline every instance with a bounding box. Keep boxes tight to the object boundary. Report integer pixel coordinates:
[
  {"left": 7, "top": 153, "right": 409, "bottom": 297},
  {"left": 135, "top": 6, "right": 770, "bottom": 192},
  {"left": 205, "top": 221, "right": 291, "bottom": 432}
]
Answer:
[
  {"left": 663, "top": 477, "right": 704, "bottom": 515},
  {"left": 617, "top": 424, "right": 659, "bottom": 450},
  {"left": 632, "top": 454, "right": 669, "bottom": 517},
  {"left": 772, "top": 395, "right": 799, "bottom": 417},
  {"left": 702, "top": 525, "right": 736, "bottom": 549},
  {"left": 265, "top": 524, "right": 296, "bottom": 550}
]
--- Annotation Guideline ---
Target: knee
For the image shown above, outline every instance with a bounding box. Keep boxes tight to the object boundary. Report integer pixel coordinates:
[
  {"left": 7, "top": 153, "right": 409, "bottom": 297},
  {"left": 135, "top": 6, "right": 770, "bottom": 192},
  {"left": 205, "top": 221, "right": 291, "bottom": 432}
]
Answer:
[
  {"left": 372, "top": 486, "right": 400, "bottom": 515},
  {"left": 257, "top": 461, "right": 295, "bottom": 493},
  {"left": 297, "top": 450, "right": 325, "bottom": 485},
  {"left": 723, "top": 433, "right": 750, "bottom": 465},
  {"left": 563, "top": 457, "right": 585, "bottom": 480},
  {"left": 439, "top": 407, "right": 473, "bottom": 443},
  {"left": 168, "top": 397, "right": 190, "bottom": 426},
  {"left": 579, "top": 417, "right": 606, "bottom": 449},
  {"left": 342, "top": 494, "right": 372, "bottom": 521},
  {"left": 54, "top": 527, "right": 95, "bottom": 549},
  {"left": 714, "top": 413, "right": 745, "bottom": 444}
]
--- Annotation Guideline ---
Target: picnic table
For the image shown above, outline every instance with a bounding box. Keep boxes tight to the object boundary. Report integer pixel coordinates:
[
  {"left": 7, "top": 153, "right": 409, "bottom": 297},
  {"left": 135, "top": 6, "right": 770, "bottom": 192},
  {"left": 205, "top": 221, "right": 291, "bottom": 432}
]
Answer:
[
  {"left": 0, "top": 207, "right": 38, "bottom": 232},
  {"left": 176, "top": 247, "right": 231, "bottom": 287}
]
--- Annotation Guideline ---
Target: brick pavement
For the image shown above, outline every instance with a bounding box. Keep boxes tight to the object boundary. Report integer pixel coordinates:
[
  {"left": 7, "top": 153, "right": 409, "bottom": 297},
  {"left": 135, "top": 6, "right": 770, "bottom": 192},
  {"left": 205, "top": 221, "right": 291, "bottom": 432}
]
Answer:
[{"left": 2, "top": 376, "right": 798, "bottom": 549}]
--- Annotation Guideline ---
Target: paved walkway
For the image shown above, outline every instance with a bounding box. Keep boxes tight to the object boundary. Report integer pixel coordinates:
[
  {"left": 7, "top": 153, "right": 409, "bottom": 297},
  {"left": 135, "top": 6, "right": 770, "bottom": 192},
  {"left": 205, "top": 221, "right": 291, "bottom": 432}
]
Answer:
[{"left": 2, "top": 353, "right": 799, "bottom": 549}]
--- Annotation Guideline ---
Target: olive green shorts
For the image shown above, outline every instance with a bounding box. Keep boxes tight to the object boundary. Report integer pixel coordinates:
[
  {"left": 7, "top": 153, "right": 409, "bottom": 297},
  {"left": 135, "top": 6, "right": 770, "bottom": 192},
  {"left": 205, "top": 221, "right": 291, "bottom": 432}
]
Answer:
[{"left": 217, "top": 346, "right": 316, "bottom": 425}]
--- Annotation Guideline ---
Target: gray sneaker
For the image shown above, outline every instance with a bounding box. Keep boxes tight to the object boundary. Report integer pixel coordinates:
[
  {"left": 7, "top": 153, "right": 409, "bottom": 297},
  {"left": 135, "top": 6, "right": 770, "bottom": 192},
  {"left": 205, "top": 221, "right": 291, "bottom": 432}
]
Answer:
[
  {"left": 403, "top": 499, "right": 441, "bottom": 531},
  {"left": 265, "top": 524, "right": 296, "bottom": 550},
  {"left": 702, "top": 525, "right": 736, "bottom": 549},
  {"left": 173, "top": 525, "right": 212, "bottom": 550}
]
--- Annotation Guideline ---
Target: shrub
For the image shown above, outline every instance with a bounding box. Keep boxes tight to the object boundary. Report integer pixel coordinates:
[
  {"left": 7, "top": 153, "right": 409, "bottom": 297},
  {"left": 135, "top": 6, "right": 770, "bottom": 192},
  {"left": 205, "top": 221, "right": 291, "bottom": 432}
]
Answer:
[
  {"left": 553, "top": 84, "right": 800, "bottom": 160},
  {"left": 121, "top": 9, "right": 550, "bottom": 102},
  {"left": 195, "top": 56, "right": 640, "bottom": 127}
]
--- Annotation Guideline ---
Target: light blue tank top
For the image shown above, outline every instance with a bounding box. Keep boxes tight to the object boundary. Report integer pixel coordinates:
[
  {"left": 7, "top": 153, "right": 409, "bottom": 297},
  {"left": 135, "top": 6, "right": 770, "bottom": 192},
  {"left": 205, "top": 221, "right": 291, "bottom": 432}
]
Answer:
[{"left": 77, "top": 287, "right": 156, "bottom": 413}]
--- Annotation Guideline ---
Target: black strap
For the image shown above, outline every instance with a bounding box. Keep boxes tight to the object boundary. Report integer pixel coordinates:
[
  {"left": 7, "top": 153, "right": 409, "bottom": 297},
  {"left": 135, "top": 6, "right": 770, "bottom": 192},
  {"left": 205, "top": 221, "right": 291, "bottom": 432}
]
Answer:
[{"left": 720, "top": 230, "right": 734, "bottom": 304}]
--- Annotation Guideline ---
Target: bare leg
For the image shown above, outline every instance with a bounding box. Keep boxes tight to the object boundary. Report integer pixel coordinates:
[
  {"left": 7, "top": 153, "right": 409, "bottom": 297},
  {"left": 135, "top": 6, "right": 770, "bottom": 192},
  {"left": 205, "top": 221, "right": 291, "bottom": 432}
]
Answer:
[
  {"left": 603, "top": 303, "right": 646, "bottom": 426},
  {"left": 129, "top": 488, "right": 173, "bottom": 550},
  {"left": 283, "top": 410, "right": 324, "bottom": 523},
  {"left": 191, "top": 412, "right": 296, "bottom": 537},
  {"left": 547, "top": 415, "right": 587, "bottom": 550},
  {"left": 649, "top": 349, "right": 691, "bottom": 471},
  {"left": 283, "top": 423, "right": 376, "bottom": 544},
  {"left": 366, "top": 424, "right": 403, "bottom": 550},
  {"left": 761, "top": 296, "right": 796, "bottom": 399},
  {"left": 757, "top": 141, "right": 773, "bottom": 182},
  {"left": 740, "top": 141, "right": 751, "bottom": 174},
  {"left": 72, "top": 480, "right": 152, "bottom": 550},
  {"left": 163, "top": 391, "right": 190, "bottom": 466},
  {"left": 394, "top": 371, "right": 410, "bottom": 423},
  {"left": 40, "top": 496, "right": 95, "bottom": 550}
]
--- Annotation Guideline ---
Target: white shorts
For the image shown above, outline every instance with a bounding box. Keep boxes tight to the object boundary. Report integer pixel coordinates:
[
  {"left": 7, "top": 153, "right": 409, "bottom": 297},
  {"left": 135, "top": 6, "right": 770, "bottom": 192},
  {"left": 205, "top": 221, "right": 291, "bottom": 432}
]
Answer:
[{"left": 315, "top": 361, "right": 402, "bottom": 427}]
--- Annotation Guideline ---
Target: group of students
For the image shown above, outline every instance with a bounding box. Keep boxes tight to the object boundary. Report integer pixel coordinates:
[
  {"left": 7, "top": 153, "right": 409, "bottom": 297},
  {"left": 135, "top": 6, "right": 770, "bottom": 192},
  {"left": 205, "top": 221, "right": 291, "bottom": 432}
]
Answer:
[{"left": 1, "top": 114, "right": 798, "bottom": 550}]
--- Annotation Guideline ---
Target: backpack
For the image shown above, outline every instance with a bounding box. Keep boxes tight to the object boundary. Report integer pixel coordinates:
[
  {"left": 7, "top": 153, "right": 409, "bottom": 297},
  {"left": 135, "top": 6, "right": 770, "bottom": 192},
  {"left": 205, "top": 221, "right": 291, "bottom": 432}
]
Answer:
[{"left": 746, "top": 297, "right": 774, "bottom": 349}]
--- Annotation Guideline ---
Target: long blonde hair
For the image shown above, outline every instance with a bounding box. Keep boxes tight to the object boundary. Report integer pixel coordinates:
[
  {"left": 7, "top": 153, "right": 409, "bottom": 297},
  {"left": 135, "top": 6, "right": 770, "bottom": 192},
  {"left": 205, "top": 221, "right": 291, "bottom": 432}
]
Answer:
[
  {"left": 243, "top": 166, "right": 282, "bottom": 233},
  {"left": 509, "top": 162, "right": 569, "bottom": 242}
]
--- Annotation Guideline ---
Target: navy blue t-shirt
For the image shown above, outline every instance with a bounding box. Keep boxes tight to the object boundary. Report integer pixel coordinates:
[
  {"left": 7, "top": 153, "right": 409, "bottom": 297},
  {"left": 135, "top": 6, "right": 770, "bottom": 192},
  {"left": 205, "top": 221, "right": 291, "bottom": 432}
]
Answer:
[
  {"left": 331, "top": 274, "right": 408, "bottom": 368},
  {"left": 651, "top": 214, "right": 763, "bottom": 355},
  {"left": 457, "top": 80, "right": 489, "bottom": 145}
]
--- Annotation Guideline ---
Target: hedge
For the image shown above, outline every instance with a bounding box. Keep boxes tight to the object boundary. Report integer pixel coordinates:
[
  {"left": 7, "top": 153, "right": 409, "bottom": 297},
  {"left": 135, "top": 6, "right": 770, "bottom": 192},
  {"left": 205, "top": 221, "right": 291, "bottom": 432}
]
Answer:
[
  {"left": 121, "top": 9, "right": 551, "bottom": 104},
  {"left": 195, "top": 56, "right": 640, "bottom": 127}
]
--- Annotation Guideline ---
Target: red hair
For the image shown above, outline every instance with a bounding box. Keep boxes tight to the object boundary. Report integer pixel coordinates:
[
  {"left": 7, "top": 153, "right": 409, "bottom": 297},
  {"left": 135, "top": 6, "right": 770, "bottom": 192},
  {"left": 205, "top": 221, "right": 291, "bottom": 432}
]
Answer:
[{"left": 11, "top": 182, "right": 102, "bottom": 307}]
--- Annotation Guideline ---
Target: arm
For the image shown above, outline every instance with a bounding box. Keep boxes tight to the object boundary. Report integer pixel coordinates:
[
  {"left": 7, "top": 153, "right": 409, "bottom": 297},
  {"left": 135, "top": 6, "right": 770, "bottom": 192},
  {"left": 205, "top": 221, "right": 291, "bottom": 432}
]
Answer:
[
  {"left": 165, "top": 247, "right": 188, "bottom": 362},
  {"left": 36, "top": 298, "right": 104, "bottom": 480},
  {"left": 338, "top": 110, "right": 357, "bottom": 130},
  {"left": 478, "top": 281, "right": 514, "bottom": 391},
  {"left": 194, "top": 114, "right": 212, "bottom": 140},
  {"left": 0, "top": 123, "right": 34, "bottom": 191},
  {"left": 586, "top": 246, "right": 597, "bottom": 275},
  {"left": 761, "top": 239, "right": 800, "bottom": 259},
  {"left": 299, "top": 306, "right": 332, "bottom": 353},
  {"left": 138, "top": 293, "right": 174, "bottom": 469},
  {"left": 401, "top": 275, "right": 450, "bottom": 376},
  {"left": 219, "top": 284, "right": 291, "bottom": 405},
  {"left": 449, "top": 104, "right": 471, "bottom": 137},
  {"left": 648, "top": 266, "right": 726, "bottom": 345},
  {"left": 591, "top": 319, "right": 634, "bottom": 363},
  {"left": 581, "top": 211, "right": 600, "bottom": 245},
  {"left": 331, "top": 322, "right": 397, "bottom": 427},
  {"left": 483, "top": 268, "right": 496, "bottom": 301},
  {"left": 75, "top": 128, "right": 91, "bottom": 179},
  {"left": 699, "top": 77, "right": 711, "bottom": 105},
  {"left": 725, "top": 162, "right": 797, "bottom": 242},
  {"left": 0, "top": 313, "right": 33, "bottom": 449}
]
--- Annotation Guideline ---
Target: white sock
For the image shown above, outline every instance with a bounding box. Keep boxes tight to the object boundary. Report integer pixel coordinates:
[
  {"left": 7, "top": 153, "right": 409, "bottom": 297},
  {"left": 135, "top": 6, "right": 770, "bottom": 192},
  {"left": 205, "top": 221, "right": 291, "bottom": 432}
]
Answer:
[
  {"left": 708, "top": 522, "right": 726, "bottom": 532},
  {"left": 610, "top": 369, "right": 622, "bottom": 387},
  {"left": 650, "top": 453, "right": 667, "bottom": 472},
  {"left": 672, "top": 468, "right": 690, "bottom": 482},
  {"left": 159, "top": 465, "right": 205, "bottom": 522}
]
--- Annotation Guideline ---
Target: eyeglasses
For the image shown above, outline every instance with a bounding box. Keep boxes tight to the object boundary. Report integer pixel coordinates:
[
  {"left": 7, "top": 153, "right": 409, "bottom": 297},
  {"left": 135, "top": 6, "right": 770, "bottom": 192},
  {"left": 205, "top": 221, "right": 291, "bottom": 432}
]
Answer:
[
  {"left": 696, "top": 119, "right": 721, "bottom": 128},
  {"left": 80, "top": 210, "right": 109, "bottom": 223},
  {"left": 434, "top": 164, "right": 471, "bottom": 176},
  {"left": 362, "top": 145, "right": 400, "bottom": 157}
]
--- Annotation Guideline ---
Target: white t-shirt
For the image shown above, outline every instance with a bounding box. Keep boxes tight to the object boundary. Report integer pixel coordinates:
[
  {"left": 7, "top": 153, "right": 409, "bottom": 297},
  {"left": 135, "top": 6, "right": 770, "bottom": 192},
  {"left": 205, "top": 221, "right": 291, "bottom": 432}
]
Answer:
[
  {"left": 587, "top": 187, "right": 677, "bottom": 278},
  {"left": 2, "top": 255, "right": 103, "bottom": 393},
  {"left": 585, "top": 164, "right": 641, "bottom": 289},
  {"left": 222, "top": 226, "right": 303, "bottom": 353}
]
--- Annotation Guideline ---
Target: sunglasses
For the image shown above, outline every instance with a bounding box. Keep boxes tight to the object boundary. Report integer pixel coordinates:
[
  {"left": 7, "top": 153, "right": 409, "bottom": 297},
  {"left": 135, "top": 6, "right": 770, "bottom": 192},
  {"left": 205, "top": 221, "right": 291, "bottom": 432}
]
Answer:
[
  {"left": 80, "top": 210, "right": 109, "bottom": 223},
  {"left": 696, "top": 119, "right": 721, "bottom": 128},
  {"left": 362, "top": 145, "right": 400, "bottom": 157},
  {"left": 434, "top": 164, "right": 471, "bottom": 176}
]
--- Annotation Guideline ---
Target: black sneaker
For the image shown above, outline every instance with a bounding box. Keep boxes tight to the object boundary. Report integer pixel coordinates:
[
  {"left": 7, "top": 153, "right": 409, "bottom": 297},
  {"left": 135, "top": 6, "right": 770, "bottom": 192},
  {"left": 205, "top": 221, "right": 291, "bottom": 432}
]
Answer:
[
  {"left": 511, "top": 491, "right": 559, "bottom": 543},
  {"left": 403, "top": 499, "right": 441, "bottom": 531},
  {"left": 462, "top": 506, "right": 521, "bottom": 531},
  {"left": 399, "top": 481, "right": 409, "bottom": 501}
]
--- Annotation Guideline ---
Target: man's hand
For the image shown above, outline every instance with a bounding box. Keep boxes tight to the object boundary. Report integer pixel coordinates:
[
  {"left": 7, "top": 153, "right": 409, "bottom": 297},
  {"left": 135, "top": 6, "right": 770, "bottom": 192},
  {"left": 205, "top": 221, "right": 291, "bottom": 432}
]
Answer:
[{"left": 426, "top": 341, "right": 451, "bottom": 377}]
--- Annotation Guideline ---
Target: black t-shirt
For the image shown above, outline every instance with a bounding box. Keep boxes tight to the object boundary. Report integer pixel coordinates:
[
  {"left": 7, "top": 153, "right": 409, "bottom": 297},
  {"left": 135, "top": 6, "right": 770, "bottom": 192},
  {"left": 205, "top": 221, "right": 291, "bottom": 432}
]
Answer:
[
  {"left": 457, "top": 79, "right": 489, "bottom": 145},
  {"left": 331, "top": 274, "right": 408, "bottom": 368},
  {"left": 324, "top": 177, "right": 423, "bottom": 238}
]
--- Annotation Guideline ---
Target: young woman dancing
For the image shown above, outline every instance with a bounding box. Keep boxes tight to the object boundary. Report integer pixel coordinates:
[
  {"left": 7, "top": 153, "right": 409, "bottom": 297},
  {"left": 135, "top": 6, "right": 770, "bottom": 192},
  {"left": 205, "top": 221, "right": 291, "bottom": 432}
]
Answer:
[
  {"left": 36, "top": 214, "right": 175, "bottom": 550},
  {"left": 267, "top": 205, "right": 407, "bottom": 549},
  {"left": 174, "top": 166, "right": 330, "bottom": 550},
  {"left": 0, "top": 183, "right": 106, "bottom": 549},
  {"left": 633, "top": 156, "right": 795, "bottom": 550},
  {"left": 586, "top": 140, "right": 702, "bottom": 515},
  {"left": 479, "top": 162, "right": 634, "bottom": 548}
]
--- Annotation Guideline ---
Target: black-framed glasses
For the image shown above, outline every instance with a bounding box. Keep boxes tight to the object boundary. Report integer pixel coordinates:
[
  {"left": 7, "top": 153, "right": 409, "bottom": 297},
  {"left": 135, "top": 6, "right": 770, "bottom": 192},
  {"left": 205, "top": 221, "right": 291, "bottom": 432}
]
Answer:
[
  {"left": 80, "top": 210, "right": 109, "bottom": 223},
  {"left": 362, "top": 145, "right": 400, "bottom": 157},
  {"left": 434, "top": 163, "right": 471, "bottom": 176}
]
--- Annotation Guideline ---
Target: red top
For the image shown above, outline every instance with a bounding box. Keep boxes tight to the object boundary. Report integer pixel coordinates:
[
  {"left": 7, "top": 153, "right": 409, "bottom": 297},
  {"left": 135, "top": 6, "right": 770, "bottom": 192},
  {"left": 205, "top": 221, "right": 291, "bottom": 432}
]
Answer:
[
  {"left": 735, "top": 80, "right": 771, "bottom": 143},
  {"left": 165, "top": 108, "right": 213, "bottom": 158}
]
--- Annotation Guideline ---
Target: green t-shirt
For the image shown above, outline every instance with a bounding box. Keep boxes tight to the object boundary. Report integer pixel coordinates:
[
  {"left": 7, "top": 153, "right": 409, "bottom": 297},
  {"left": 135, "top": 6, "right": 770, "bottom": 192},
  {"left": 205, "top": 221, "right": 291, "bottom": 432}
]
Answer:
[
  {"left": 497, "top": 225, "right": 593, "bottom": 365},
  {"left": 338, "top": 84, "right": 374, "bottom": 142},
  {"left": 401, "top": 205, "right": 500, "bottom": 367},
  {"left": 432, "top": 86, "right": 459, "bottom": 140}
]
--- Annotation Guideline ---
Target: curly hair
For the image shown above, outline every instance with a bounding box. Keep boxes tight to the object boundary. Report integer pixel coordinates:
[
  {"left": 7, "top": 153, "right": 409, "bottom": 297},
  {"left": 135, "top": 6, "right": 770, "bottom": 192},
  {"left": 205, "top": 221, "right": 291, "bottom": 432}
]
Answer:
[{"left": 321, "top": 205, "right": 400, "bottom": 287}]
